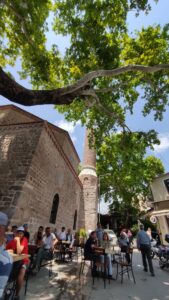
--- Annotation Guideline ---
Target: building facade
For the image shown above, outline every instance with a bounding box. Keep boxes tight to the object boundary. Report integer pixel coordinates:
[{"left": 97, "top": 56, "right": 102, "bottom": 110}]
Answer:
[
  {"left": 150, "top": 173, "right": 169, "bottom": 245},
  {"left": 0, "top": 105, "right": 84, "bottom": 234}
]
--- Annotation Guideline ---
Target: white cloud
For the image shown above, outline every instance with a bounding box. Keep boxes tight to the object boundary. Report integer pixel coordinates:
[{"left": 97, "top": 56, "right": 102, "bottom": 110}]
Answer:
[
  {"left": 56, "top": 119, "right": 81, "bottom": 134},
  {"left": 56, "top": 120, "right": 75, "bottom": 134},
  {"left": 154, "top": 133, "right": 169, "bottom": 153},
  {"left": 55, "top": 120, "right": 82, "bottom": 145}
]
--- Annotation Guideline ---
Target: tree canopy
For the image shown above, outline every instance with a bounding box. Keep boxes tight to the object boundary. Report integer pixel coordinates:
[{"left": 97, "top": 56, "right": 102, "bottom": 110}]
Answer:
[
  {"left": 97, "top": 132, "right": 164, "bottom": 204},
  {"left": 0, "top": 0, "right": 168, "bottom": 204}
]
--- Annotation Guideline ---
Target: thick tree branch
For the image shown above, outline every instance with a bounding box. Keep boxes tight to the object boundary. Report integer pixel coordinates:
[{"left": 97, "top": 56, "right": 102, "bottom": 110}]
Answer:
[{"left": 0, "top": 64, "right": 169, "bottom": 106}]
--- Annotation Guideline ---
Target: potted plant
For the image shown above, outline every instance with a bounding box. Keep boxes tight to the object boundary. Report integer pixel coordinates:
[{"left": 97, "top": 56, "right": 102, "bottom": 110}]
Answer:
[{"left": 78, "top": 228, "right": 87, "bottom": 245}]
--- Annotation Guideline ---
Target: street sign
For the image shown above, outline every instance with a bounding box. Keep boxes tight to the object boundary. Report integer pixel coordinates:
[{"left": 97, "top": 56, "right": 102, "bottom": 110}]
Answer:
[{"left": 150, "top": 215, "right": 157, "bottom": 224}]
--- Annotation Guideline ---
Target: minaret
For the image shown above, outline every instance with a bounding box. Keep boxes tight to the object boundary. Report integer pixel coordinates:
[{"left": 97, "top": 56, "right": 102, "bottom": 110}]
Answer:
[{"left": 79, "top": 129, "right": 98, "bottom": 232}]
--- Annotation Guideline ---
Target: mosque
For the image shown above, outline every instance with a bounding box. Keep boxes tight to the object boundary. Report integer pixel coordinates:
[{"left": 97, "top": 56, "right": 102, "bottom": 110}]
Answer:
[{"left": 0, "top": 105, "right": 98, "bottom": 233}]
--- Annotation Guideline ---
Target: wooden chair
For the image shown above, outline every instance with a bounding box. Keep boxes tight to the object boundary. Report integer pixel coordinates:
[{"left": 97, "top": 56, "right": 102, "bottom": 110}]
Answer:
[{"left": 115, "top": 248, "right": 136, "bottom": 284}]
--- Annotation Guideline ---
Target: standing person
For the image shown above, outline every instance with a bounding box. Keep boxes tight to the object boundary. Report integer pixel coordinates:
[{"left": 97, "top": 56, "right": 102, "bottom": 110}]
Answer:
[
  {"left": 126, "top": 228, "right": 133, "bottom": 244},
  {"left": 6, "top": 226, "right": 29, "bottom": 299},
  {"left": 95, "top": 223, "right": 103, "bottom": 246},
  {"left": 137, "top": 224, "right": 155, "bottom": 276},
  {"left": 0, "top": 212, "right": 13, "bottom": 299},
  {"left": 23, "top": 224, "right": 30, "bottom": 242},
  {"left": 146, "top": 227, "right": 152, "bottom": 240}
]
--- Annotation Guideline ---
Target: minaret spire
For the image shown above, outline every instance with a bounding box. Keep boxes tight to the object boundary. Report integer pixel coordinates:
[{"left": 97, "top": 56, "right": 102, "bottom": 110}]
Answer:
[
  {"left": 79, "top": 128, "right": 98, "bottom": 232},
  {"left": 80, "top": 129, "right": 97, "bottom": 176}
]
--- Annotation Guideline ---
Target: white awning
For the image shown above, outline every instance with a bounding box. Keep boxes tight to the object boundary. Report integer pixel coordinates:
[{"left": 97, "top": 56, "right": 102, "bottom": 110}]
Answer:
[{"left": 150, "top": 209, "right": 169, "bottom": 217}]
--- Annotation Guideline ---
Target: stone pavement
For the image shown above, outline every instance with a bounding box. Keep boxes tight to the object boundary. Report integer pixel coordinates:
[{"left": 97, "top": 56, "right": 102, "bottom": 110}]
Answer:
[{"left": 23, "top": 250, "right": 169, "bottom": 300}]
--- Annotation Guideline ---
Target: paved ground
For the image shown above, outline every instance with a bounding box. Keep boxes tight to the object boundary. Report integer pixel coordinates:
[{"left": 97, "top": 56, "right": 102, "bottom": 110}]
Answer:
[{"left": 23, "top": 250, "right": 169, "bottom": 300}]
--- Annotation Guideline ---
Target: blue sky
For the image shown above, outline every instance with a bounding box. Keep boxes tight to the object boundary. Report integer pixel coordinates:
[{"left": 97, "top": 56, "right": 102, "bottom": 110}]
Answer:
[{"left": 0, "top": 0, "right": 169, "bottom": 213}]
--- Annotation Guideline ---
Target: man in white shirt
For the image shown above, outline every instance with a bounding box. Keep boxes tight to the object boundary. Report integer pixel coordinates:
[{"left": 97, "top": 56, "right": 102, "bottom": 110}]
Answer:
[
  {"left": 43, "top": 227, "right": 56, "bottom": 250},
  {"left": 57, "top": 227, "right": 66, "bottom": 241},
  {"left": 35, "top": 227, "right": 57, "bottom": 271}
]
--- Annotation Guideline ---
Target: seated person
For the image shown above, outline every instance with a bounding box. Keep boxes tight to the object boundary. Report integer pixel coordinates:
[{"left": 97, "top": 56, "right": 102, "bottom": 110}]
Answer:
[
  {"left": 6, "top": 226, "right": 29, "bottom": 300},
  {"left": 35, "top": 227, "right": 57, "bottom": 271},
  {"left": 66, "top": 228, "right": 73, "bottom": 242},
  {"left": 0, "top": 212, "right": 13, "bottom": 299},
  {"left": 23, "top": 224, "right": 30, "bottom": 242},
  {"left": 5, "top": 225, "right": 18, "bottom": 243},
  {"left": 33, "top": 226, "right": 44, "bottom": 249},
  {"left": 84, "top": 231, "right": 98, "bottom": 261},
  {"left": 65, "top": 229, "right": 75, "bottom": 259},
  {"left": 100, "top": 232, "right": 114, "bottom": 278},
  {"left": 118, "top": 231, "right": 131, "bottom": 263},
  {"left": 57, "top": 227, "right": 66, "bottom": 241},
  {"left": 95, "top": 223, "right": 104, "bottom": 246}
]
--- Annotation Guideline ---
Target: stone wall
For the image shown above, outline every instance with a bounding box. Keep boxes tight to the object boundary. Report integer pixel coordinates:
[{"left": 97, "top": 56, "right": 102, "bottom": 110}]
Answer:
[
  {"left": 0, "top": 105, "right": 83, "bottom": 236},
  {"left": 14, "top": 125, "right": 82, "bottom": 235},
  {"left": 0, "top": 122, "right": 43, "bottom": 219},
  {"left": 50, "top": 125, "right": 80, "bottom": 173},
  {"left": 0, "top": 106, "right": 40, "bottom": 125}
]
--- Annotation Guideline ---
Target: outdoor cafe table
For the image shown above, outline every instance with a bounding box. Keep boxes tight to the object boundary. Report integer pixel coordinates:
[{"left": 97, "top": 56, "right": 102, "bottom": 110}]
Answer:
[
  {"left": 9, "top": 253, "right": 30, "bottom": 262},
  {"left": 3, "top": 253, "right": 30, "bottom": 299},
  {"left": 55, "top": 240, "right": 71, "bottom": 262}
]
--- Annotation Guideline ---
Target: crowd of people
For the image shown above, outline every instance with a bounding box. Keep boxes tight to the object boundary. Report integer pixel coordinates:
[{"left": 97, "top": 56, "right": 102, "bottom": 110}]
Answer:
[
  {"left": 0, "top": 212, "right": 156, "bottom": 299},
  {"left": 84, "top": 222, "right": 155, "bottom": 279},
  {"left": 0, "top": 212, "right": 76, "bottom": 300}
]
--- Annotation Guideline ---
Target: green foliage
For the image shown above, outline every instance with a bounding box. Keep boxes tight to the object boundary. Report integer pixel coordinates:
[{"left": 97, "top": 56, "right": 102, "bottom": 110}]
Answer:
[
  {"left": 78, "top": 228, "right": 87, "bottom": 238},
  {"left": 97, "top": 132, "right": 164, "bottom": 203},
  {"left": 0, "top": 1, "right": 167, "bottom": 210},
  {"left": 130, "top": 224, "right": 139, "bottom": 236},
  {"left": 141, "top": 219, "right": 157, "bottom": 231}
]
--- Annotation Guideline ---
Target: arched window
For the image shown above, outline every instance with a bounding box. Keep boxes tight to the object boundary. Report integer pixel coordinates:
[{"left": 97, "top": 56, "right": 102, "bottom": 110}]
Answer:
[
  {"left": 49, "top": 194, "right": 59, "bottom": 224},
  {"left": 73, "top": 209, "right": 77, "bottom": 230}
]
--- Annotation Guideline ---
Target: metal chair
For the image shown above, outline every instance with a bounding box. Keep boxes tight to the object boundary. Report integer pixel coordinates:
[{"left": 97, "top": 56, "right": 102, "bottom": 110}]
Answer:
[
  {"left": 92, "top": 247, "right": 110, "bottom": 289},
  {"left": 79, "top": 256, "right": 92, "bottom": 278},
  {"left": 115, "top": 248, "right": 136, "bottom": 284}
]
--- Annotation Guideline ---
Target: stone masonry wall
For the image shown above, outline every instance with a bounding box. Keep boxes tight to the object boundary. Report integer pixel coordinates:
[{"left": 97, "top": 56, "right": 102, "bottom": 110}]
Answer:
[
  {"left": 50, "top": 126, "right": 80, "bottom": 173},
  {"left": 0, "top": 107, "right": 39, "bottom": 125},
  {"left": 16, "top": 125, "right": 82, "bottom": 235},
  {"left": 0, "top": 122, "right": 43, "bottom": 219},
  {"left": 78, "top": 174, "right": 98, "bottom": 232}
]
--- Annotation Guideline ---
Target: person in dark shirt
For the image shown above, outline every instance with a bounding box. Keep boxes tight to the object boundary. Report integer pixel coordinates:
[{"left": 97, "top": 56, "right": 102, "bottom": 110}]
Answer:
[
  {"left": 84, "top": 231, "right": 98, "bottom": 260},
  {"left": 23, "top": 224, "right": 30, "bottom": 242}
]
